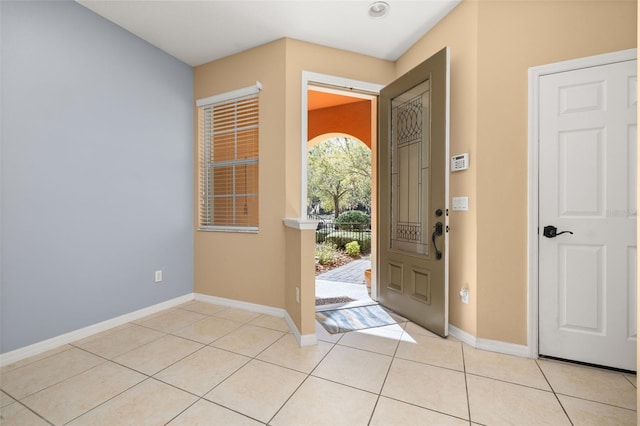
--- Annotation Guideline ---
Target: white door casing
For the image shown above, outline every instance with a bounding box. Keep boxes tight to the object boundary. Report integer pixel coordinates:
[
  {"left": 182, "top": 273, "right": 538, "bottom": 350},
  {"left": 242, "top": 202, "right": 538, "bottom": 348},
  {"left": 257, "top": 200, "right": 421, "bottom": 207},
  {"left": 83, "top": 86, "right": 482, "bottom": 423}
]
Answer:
[
  {"left": 301, "top": 72, "right": 383, "bottom": 301},
  {"left": 534, "top": 52, "right": 637, "bottom": 371}
]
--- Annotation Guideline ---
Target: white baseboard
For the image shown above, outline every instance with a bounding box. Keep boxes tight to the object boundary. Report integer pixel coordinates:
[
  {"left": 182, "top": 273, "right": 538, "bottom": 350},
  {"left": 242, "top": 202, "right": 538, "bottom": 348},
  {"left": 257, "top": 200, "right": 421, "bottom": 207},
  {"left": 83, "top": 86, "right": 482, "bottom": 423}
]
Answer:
[
  {"left": 476, "top": 336, "right": 531, "bottom": 358},
  {"left": 194, "top": 293, "right": 318, "bottom": 347},
  {"left": 298, "top": 333, "right": 318, "bottom": 346},
  {"left": 448, "top": 324, "right": 531, "bottom": 358},
  {"left": 0, "top": 293, "right": 195, "bottom": 367},
  {"left": 283, "top": 311, "right": 317, "bottom": 347},
  {"left": 1, "top": 293, "right": 320, "bottom": 367},
  {"left": 194, "top": 293, "right": 284, "bottom": 317},
  {"left": 448, "top": 324, "right": 477, "bottom": 347}
]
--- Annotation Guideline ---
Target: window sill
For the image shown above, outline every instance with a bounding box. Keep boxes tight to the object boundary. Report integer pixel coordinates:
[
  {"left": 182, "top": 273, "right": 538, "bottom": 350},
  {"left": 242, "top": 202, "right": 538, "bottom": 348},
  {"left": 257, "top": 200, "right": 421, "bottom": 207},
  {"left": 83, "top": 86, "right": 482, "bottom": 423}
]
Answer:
[
  {"left": 198, "top": 226, "right": 259, "bottom": 233},
  {"left": 282, "top": 218, "right": 320, "bottom": 230}
]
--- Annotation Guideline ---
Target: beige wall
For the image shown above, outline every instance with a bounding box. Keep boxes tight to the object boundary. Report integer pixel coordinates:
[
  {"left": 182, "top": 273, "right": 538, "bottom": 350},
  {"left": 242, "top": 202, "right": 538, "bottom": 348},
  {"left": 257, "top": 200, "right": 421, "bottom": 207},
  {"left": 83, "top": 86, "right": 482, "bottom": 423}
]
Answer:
[
  {"left": 194, "top": 0, "right": 636, "bottom": 344},
  {"left": 284, "top": 226, "right": 318, "bottom": 334},
  {"left": 193, "top": 40, "right": 288, "bottom": 308},
  {"left": 398, "top": 0, "right": 636, "bottom": 344},
  {"left": 397, "top": 1, "right": 480, "bottom": 336},
  {"left": 476, "top": 0, "right": 636, "bottom": 344},
  {"left": 194, "top": 38, "right": 394, "bottom": 332}
]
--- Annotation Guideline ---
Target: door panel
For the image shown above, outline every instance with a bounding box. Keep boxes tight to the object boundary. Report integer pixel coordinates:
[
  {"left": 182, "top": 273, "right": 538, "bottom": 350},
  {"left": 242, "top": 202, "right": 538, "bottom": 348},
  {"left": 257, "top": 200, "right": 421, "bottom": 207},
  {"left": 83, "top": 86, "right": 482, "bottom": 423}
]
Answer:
[
  {"left": 558, "top": 129, "right": 603, "bottom": 216},
  {"left": 378, "top": 47, "right": 449, "bottom": 337},
  {"left": 539, "top": 58, "right": 637, "bottom": 371},
  {"left": 558, "top": 244, "right": 603, "bottom": 333}
]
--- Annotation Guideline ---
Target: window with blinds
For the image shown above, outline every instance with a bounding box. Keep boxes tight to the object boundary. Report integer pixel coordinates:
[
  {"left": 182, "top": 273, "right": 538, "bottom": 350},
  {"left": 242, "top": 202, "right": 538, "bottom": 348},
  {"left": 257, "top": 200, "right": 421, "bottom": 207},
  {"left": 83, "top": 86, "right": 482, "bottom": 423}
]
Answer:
[{"left": 197, "top": 84, "right": 260, "bottom": 232}]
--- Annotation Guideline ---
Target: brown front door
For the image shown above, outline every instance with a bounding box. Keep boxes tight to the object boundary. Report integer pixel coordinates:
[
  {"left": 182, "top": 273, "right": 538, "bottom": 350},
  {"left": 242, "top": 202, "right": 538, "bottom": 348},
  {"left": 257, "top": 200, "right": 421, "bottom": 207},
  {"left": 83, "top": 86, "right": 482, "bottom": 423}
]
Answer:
[{"left": 378, "top": 47, "right": 449, "bottom": 337}]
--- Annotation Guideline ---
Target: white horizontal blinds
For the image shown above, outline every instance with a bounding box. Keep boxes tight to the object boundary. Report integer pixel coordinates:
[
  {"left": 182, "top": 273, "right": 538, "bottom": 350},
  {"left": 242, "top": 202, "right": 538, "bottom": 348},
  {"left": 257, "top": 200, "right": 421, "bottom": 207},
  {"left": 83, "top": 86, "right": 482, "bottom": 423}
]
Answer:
[
  {"left": 199, "top": 107, "right": 213, "bottom": 227},
  {"left": 198, "top": 83, "right": 260, "bottom": 231}
]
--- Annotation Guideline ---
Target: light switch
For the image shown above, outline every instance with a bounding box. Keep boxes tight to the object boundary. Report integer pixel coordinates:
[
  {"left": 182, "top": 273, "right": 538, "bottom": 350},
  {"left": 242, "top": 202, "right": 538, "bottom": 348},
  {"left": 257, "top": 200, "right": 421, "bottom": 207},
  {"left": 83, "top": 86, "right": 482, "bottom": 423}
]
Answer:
[{"left": 452, "top": 196, "right": 469, "bottom": 211}]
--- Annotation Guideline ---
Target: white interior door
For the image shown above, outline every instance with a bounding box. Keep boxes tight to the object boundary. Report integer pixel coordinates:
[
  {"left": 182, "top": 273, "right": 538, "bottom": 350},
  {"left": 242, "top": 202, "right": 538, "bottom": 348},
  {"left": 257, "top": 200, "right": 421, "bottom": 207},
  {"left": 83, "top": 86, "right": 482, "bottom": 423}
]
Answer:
[{"left": 539, "top": 58, "right": 637, "bottom": 371}]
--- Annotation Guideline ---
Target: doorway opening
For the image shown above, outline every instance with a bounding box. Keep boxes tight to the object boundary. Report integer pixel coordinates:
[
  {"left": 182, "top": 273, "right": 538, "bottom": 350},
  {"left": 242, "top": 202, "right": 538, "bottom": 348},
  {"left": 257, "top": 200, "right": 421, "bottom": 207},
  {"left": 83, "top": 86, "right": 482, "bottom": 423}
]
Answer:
[
  {"left": 306, "top": 85, "right": 378, "bottom": 311},
  {"left": 309, "top": 135, "right": 374, "bottom": 310}
]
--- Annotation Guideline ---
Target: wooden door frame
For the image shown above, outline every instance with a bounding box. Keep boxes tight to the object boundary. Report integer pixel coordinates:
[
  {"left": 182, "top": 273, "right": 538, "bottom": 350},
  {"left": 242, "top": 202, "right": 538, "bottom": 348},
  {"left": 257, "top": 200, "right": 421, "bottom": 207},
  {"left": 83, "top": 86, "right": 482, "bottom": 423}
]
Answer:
[{"left": 527, "top": 48, "right": 637, "bottom": 360}]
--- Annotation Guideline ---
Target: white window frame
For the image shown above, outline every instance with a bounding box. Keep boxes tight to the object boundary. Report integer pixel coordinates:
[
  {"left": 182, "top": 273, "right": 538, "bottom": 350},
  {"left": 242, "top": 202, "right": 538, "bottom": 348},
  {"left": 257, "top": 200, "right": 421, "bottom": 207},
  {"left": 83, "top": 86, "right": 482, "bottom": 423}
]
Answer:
[{"left": 197, "top": 82, "right": 262, "bottom": 233}]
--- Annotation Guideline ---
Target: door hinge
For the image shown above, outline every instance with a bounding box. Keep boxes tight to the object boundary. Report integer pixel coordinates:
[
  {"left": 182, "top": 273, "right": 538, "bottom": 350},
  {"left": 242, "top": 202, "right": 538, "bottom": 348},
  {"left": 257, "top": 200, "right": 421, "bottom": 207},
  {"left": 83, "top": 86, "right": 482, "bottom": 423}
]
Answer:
[{"left": 446, "top": 225, "right": 449, "bottom": 232}]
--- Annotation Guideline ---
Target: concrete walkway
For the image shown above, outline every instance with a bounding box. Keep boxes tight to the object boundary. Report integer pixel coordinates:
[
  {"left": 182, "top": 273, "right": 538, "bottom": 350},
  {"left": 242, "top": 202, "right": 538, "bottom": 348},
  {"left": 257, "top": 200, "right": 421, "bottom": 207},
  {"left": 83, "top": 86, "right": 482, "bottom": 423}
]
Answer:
[
  {"left": 315, "top": 256, "right": 373, "bottom": 310},
  {"left": 316, "top": 256, "right": 371, "bottom": 284}
]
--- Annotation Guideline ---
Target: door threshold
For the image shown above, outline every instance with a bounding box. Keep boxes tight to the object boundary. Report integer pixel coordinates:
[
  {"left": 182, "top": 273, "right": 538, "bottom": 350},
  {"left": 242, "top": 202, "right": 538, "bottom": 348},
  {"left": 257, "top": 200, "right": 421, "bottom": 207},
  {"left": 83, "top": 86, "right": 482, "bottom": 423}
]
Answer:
[
  {"left": 315, "top": 299, "right": 377, "bottom": 313},
  {"left": 538, "top": 355, "right": 636, "bottom": 375}
]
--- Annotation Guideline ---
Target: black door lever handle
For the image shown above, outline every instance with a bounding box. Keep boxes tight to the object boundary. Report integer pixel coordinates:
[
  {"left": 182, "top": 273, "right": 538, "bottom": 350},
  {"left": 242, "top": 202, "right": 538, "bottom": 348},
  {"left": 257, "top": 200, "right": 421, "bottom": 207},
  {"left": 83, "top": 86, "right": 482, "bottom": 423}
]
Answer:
[
  {"left": 432, "top": 222, "right": 443, "bottom": 259},
  {"left": 543, "top": 225, "right": 574, "bottom": 238}
]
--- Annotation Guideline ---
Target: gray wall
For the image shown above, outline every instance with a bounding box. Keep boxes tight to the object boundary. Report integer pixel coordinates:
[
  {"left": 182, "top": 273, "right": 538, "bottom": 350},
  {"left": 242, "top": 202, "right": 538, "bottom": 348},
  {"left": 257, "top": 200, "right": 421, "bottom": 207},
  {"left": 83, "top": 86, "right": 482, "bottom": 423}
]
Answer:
[{"left": 1, "top": 1, "right": 194, "bottom": 353}]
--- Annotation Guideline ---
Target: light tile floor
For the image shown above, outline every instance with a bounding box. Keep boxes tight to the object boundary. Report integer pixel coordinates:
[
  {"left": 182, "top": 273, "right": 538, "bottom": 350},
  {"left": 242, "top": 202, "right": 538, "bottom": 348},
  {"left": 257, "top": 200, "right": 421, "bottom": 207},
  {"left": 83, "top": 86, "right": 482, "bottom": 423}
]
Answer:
[{"left": 0, "top": 300, "right": 637, "bottom": 425}]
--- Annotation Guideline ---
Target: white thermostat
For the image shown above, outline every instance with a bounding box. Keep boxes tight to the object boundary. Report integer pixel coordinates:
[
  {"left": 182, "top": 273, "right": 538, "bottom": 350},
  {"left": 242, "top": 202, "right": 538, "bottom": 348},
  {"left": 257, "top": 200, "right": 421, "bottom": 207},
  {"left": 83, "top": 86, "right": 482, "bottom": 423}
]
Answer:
[{"left": 451, "top": 153, "right": 469, "bottom": 172}]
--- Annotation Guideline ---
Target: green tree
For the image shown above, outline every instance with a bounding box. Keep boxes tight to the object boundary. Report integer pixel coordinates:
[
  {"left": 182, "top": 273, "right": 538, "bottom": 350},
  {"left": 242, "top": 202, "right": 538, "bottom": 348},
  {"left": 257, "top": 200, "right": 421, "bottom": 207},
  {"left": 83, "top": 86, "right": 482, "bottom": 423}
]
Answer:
[{"left": 307, "top": 137, "right": 371, "bottom": 218}]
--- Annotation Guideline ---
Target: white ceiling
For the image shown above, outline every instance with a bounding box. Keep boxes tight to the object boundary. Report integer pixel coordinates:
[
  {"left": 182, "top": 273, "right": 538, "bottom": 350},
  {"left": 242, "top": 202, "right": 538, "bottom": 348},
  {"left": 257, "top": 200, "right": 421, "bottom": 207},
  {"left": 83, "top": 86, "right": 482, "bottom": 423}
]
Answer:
[{"left": 76, "top": 1, "right": 461, "bottom": 67}]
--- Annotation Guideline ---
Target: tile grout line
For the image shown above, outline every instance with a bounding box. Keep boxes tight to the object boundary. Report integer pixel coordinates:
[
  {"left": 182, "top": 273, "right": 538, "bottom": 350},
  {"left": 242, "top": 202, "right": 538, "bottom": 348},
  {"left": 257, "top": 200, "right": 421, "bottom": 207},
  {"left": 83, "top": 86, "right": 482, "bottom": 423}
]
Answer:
[
  {"left": 62, "top": 311, "right": 280, "bottom": 426},
  {"left": 70, "top": 327, "right": 169, "bottom": 362},
  {"left": 11, "top": 308, "right": 342, "bottom": 424},
  {"left": 264, "top": 372, "right": 312, "bottom": 425},
  {"left": 265, "top": 334, "right": 341, "bottom": 425},
  {"left": 62, "top": 315, "right": 254, "bottom": 425},
  {"left": 0, "top": 344, "right": 77, "bottom": 380},
  {"left": 1, "top": 347, "right": 112, "bottom": 404},
  {"left": 59, "top": 338, "right": 208, "bottom": 424},
  {"left": 366, "top": 320, "right": 406, "bottom": 425},
  {"left": 12, "top": 302, "right": 636, "bottom": 425},
  {"left": 551, "top": 391, "right": 639, "bottom": 413},
  {"left": 534, "top": 359, "right": 575, "bottom": 426},
  {"left": 622, "top": 374, "right": 637, "bottom": 389},
  {"left": 460, "top": 342, "right": 472, "bottom": 425},
  {"left": 1, "top": 398, "right": 55, "bottom": 426},
  {"left": 314, "top": 321, "right": 478, "bottom": 424},
  {"left": 61, "top": 376, "right": 156, "bottom": 426},
  {"left": 145, "top": 310, "right": 293, "bottom": 402},
  {"left": 186, "top": 326, "right": 309, "bottom": 425},
  {"left": 463, "top": 371, "right": 568, "bottom": 394},
  {"left": 156, "top": 337, "right": 265, "bottom": 426}
]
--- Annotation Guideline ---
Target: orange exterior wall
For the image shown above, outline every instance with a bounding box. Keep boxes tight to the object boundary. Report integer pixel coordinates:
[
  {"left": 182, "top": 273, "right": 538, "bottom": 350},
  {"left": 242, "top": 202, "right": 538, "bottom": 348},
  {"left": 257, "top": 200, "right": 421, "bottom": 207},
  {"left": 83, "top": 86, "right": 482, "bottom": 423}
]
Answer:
[{"left": 308, "top": 100, "right": 372, "bottom": 148}]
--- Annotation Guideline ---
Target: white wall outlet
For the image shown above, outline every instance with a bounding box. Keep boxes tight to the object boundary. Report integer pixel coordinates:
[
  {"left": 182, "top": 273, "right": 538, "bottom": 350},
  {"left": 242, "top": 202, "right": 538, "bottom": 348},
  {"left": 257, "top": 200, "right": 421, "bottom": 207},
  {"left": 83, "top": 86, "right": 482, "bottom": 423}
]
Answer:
[
  {"left": 460, "top": 288, "right": 470, "bottom": 304},
  {"left": 296, "top": 287, "right": 300, "bottom": 304},
  {"left": 155, "top": 270, "right": 163, "bottom": 283}
]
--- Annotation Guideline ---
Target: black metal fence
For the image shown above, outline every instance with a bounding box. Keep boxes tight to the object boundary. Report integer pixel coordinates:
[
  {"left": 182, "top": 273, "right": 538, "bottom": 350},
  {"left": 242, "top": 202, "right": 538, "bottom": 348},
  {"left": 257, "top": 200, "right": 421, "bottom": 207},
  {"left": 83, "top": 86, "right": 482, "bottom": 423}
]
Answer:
[{"left": 315, "top": 221, "right": 372, "bottom": 253}]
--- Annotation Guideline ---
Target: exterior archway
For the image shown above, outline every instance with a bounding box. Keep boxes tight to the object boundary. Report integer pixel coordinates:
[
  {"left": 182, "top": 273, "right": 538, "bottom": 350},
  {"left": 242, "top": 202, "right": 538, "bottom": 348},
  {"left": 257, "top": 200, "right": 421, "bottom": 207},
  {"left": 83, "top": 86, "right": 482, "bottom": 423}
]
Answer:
[
  {"left": 308, "top": 95, "right": 372, "bottom": 149},
  {"left": 307, "top": 134, "right": 371, "bottom": 218},
  {"left": 307, "top": 132, "right": 367, "bottom": 150}
]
